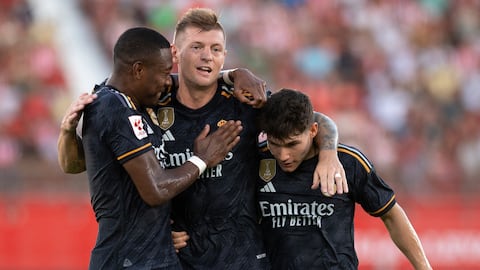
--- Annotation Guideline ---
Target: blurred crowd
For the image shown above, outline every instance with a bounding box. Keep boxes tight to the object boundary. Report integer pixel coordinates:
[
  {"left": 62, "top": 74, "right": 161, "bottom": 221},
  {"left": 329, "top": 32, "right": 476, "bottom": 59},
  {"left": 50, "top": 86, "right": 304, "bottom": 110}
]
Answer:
[
  {"left": 0, "top": 0, "right": 80, "bottom": 192},
  {"left": 1, "top": 0, "right": 479, "bottom": 196}
]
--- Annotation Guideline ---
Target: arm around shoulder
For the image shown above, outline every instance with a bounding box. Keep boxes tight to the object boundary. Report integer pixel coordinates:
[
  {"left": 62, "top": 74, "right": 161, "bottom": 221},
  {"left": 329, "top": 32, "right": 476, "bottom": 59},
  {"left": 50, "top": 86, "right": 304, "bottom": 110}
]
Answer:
[
  {"left": 57, "top": 92, "right": 96, "bottom": 174},
  {"left": 312, "top": 112, "right": 348, "bottom": 195},
  {"left": 57, "top": 128, "right": 87, "bottom": 174}
]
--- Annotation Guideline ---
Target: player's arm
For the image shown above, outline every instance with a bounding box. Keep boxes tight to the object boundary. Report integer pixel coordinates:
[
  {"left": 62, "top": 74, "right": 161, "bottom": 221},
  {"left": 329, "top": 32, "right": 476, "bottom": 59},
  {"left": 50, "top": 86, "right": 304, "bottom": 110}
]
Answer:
[
  {"left": 380, "top": 203, "right": 432, "bottom": 270},
  {"left": 124, "top": 121, "right": 242, "bottom": 206},
  {"left": 312, "top": 112, "right": 348, "bottom": 196},
  {"left": 171, "top": 69, "right": 267, "bottom": 108},
  {"left": 221, "top": 68, "right": 267, "bottom": 108},
  {"left": 57, "top": 93, "right": 96, "bottom": 173}
]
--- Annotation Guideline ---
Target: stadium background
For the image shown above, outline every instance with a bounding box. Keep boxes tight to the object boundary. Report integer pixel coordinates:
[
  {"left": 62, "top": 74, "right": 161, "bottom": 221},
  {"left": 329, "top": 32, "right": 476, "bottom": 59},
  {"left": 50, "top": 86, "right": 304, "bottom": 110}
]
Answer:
[{"left": 1, "top": 0, "right": 479, "bottom": 269}]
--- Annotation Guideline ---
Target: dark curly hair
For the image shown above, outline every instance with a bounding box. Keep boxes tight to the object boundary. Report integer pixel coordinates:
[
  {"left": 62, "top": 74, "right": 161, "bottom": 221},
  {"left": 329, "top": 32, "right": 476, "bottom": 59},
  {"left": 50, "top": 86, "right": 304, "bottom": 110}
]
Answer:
[{"left": 257, "top": 88, "right": 314, "bottom": 140}]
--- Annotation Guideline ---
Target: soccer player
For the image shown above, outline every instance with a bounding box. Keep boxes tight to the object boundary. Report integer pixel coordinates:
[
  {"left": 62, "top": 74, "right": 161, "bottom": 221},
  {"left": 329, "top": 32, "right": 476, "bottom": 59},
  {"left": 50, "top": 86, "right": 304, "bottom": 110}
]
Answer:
[
  {"left": 163, "top": 8, "right": 346, "bottom": 269},
  {"left": 78, "top": 27, "right": 242, "bottom": 269},
  {"left": 256, "top": 89, "right": 432, "bottom": 269}
]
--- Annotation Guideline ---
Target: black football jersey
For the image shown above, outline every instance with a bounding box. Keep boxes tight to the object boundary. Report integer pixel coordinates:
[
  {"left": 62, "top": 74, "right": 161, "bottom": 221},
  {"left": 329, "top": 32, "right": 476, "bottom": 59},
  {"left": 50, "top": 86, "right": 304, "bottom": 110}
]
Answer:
[
  {"left": 257, "top": 143, "right": 396, "bottom": 270},
  {"left": 82, "top": 85, "right": 180, "bottom": 269},
  {"left": 156, "top": 83, "right": 269, "bottom": 269}
]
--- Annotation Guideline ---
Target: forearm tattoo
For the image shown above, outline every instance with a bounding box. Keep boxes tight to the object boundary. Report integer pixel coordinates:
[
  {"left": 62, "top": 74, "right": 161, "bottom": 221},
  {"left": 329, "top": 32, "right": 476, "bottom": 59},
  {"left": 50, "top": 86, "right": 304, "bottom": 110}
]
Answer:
[{"left": 315, "top": 113, "right": 338, "bottom": 150}]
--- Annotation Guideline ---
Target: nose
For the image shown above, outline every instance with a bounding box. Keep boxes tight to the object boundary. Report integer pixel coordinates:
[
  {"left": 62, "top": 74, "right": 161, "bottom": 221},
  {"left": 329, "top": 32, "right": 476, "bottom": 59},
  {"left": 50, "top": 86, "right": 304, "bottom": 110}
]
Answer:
[
  {"left": 200, "top": 48, "right": 213, "bottom": 61},
  {"left": 277, "top": 147, "right": 290, "bottom": 162}
]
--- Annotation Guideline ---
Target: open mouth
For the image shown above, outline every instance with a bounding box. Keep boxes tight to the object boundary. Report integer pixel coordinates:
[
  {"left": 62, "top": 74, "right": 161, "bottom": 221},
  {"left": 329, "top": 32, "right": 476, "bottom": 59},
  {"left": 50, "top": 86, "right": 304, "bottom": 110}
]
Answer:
[{"left": 197, "top": 66, "right": 212, "bottom": 73}]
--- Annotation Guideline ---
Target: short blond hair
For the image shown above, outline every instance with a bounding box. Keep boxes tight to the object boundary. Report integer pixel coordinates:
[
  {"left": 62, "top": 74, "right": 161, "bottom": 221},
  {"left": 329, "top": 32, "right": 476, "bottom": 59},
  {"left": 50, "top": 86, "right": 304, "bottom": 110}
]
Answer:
[{"left": 173, "top": 8, "right": 225, "bottom": 44}]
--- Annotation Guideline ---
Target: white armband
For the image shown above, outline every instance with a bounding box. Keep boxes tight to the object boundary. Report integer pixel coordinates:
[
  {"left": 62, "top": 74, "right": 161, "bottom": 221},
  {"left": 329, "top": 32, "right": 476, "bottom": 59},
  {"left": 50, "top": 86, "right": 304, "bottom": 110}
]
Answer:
[
  {"left": 187, "top": 155, "right": 207, "bottom": 175},
  {"left": 222, "top": 68, "right": 237, "bottom": 85}
]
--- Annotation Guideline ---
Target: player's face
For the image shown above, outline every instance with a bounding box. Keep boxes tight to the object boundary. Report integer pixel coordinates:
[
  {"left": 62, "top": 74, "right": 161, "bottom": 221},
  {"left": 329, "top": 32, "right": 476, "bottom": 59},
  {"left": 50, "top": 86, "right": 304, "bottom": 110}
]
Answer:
[
  {"left": 139, "top": 48, "right": 173, "bottom": 107},
  {"left": 173, "top": 26, "right": 226, "bottom": 89},
  {"left": 267, "top": 123, "right": 318, "bottom": 173}
]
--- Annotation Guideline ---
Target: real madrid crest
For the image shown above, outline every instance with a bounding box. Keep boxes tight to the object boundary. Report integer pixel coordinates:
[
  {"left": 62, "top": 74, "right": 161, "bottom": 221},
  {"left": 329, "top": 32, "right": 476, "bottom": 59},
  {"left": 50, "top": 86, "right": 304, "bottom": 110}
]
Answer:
[
  {"left": 259, "top": 158, "right": 276, "bottom": 182},
  {"left": 157, "top": 107, "right": 175, "bottom": 130}
]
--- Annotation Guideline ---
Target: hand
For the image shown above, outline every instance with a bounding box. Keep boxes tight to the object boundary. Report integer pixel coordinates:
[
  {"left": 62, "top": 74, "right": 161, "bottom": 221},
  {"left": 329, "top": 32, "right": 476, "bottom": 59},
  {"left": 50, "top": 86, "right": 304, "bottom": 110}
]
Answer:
[
  {"left": 193, "top": 120, "right": 243, "bottom": 167},
  {"left": 60, "top": 93, "right": 97, "bottom": 132},
  {"left": 311, "top": 150, "right": 348, "bottom": 196},
  {"left": 231, "top": 68, "right": 267, "bottom": 108},
  {"left": 171, "top": 230, "right": 189, "bottom": 253}
]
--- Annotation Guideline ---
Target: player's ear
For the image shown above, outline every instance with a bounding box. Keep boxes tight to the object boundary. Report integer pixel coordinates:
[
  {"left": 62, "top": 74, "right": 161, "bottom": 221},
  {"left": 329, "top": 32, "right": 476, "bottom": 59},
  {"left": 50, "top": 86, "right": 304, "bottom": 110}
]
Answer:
[
  {"left": 309, "top": 122, "right": 318, "bottom": 139},
  {"left": 171, "top": 45, "right": 179, "bottom": 64},
  {"left": 132, "top": 61, "right": 144, "bottom": 79}
]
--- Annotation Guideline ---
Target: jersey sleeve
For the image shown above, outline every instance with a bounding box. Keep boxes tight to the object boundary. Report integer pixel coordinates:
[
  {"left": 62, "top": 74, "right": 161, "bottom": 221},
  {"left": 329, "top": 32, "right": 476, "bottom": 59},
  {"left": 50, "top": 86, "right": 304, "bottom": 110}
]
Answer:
[
  {"left": 94, "top": 90, "right": 153, "bottom": 164},
  {"left": 339, "top": 144, "right": 396, "bottom": 217},
  {"left": 108, "top": 110, "right": 152, "bottom": 164}
]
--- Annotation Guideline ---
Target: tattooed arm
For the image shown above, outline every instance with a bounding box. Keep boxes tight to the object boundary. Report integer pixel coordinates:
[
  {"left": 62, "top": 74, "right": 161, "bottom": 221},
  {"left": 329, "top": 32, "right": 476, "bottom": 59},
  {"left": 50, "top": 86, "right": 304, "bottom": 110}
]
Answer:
[{"left": 312, "top": 112, "right": 348, "bottom": 195}]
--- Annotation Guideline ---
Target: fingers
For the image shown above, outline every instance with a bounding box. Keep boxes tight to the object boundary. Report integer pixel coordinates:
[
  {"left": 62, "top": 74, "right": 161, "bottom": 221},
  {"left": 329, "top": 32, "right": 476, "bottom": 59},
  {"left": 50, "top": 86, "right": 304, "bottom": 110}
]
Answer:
[
  {"left": 193, "top": 120, "right": 243, "bottom": 168},
  {"left": 335, "top": 169, "right": 348, "bottom": 194},
  {"left": 213, "top": 121, "right": 242, "bottom": 150},
  {"left": 231, "top": 68, "right": 267, "bottom": 108},
  {"left": 171, "top": 230, "right": 189, "bottom": 253},
  {"left": 60, "top": 93, "right": 97, "bottom": 132},
  {"left": 249, "top": 82, "right": 267, "bottom": 108},
  {"left": 233, "top": 90, "right": 265, "bottom": 108},
  {"left": 226, "top": 134, "right": 241, "bottom": 150},
  {"left": 312, "top": 163, "right": 348, "bottom": 197},
  {"left": 311, "top": 170, "right": 322, "bottom": 190},
  {"left": 233, "top": 91, "right": 250, "bottom": 104},
  {"left": 76, "top": 92, "right": 97, "bottom": 108},
  {"left": 197, "top": 124, "right": 211, "bottom": 140},
  {"left": 247, "top": 95, "right": 265, "bottom": 109},
  {"left": 218, "top": 120, "right": 242, "bottom": 144}
]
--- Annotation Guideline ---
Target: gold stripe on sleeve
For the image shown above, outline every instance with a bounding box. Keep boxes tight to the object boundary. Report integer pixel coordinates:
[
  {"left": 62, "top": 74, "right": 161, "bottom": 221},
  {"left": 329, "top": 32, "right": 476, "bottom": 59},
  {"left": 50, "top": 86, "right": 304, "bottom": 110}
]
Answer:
[
  {"left": 117, "top": 143, "right": 152, "bottom": 161},
  {"left": 338, "top": 147, "right": 372, "bottom": 173},
  {"left": 370, "top": 195, "right": 396, "bottom": 216}
]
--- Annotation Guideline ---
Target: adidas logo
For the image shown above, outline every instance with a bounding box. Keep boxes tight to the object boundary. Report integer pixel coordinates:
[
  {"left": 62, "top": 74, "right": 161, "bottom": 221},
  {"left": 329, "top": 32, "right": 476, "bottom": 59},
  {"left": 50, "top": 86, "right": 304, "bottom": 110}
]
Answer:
[
  {"left": 123, "top": 258, "right": 133, "bottom": 267},
  {"left": 260, "top": 182, "right": 276, "bottom": 192},
  {"left": 162, "top": 130, "right": 175, "bottom": 142}
]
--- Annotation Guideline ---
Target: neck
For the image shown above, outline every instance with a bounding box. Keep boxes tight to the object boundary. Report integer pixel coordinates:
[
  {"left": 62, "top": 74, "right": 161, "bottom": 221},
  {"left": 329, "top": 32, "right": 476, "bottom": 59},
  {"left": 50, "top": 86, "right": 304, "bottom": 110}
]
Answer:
[
  {"left": 106, "top": 76, "right": 140, "bottom": 108},
  {"left": 306, "top": 143, "right": 319, "bottom": 160},
  {"left": 177, "top": 80, "right": 217, "bottom": 109}
]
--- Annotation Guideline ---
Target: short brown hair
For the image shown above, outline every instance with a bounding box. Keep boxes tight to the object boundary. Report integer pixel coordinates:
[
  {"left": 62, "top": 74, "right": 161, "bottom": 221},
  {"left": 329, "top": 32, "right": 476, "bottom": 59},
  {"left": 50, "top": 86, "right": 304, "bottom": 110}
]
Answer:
[{"left": 173, "top": 8, "right": 225, "bottom": 44}]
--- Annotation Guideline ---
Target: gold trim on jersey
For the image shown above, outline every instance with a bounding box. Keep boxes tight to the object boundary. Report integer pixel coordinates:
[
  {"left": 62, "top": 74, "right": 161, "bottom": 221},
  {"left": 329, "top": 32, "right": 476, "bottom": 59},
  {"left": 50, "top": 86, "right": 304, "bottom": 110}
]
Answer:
[
  {"left": 157, "top": 107, "right": 175, "bottom": 130},
  {"left": 220, "top": 84, "right": 234, "bottom": 97},
  {"left": 117, "top": 143, "right": 152, "bottom": 161},
  {"left": 117, "top": 92, "right": 137, "bottom": 110},
  {"left": 370, "top": 195, "right": 396, "bottom": 216},
  {"left": 221, "top": 91, "right": 233, "bottom": 98},
  {"left": 338, "top": 145, "right": 372, "bottom": 173},
  {"left": 259, "top": 159, "right": 276, "bottom": 182}
]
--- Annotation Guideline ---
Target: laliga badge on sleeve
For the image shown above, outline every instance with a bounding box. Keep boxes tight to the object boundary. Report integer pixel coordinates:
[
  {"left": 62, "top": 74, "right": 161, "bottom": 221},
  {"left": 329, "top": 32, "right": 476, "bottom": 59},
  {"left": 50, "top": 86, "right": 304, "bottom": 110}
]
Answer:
[{"left": 128, "top": 115, "right": 148, "bottom": 140}]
